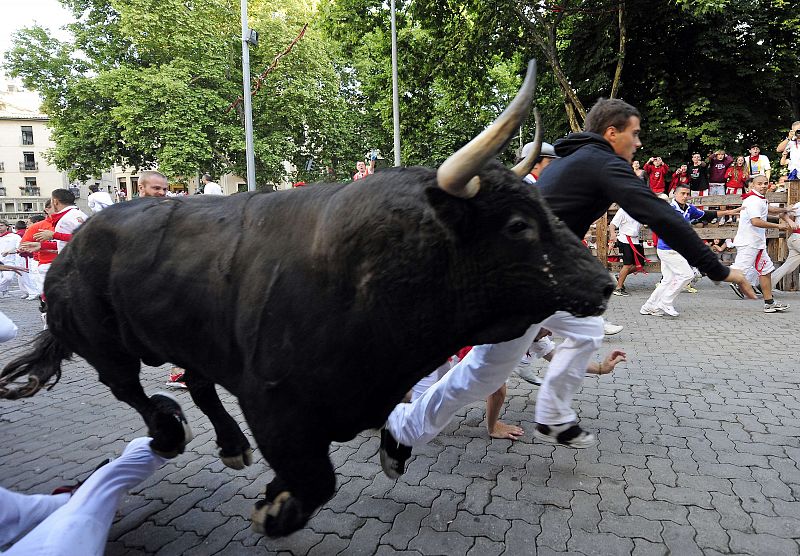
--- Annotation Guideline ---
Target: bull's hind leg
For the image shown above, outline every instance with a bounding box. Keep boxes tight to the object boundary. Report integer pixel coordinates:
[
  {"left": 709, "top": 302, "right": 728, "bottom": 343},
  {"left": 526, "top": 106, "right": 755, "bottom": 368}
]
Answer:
[
  {"left": 242, "top": 404, "right": 336, "bottom": 537},
  {"left": 88, "top": 357, "right": 193, "bottom": 457},
  {"left": 184, "top": 372, "right": 252, "bottom": 469}
]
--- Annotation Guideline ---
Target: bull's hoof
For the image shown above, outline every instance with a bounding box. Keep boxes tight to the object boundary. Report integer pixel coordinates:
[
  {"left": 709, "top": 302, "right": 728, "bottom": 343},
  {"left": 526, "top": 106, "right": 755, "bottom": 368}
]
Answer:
[
  {"left": 221, "top": 448, "right": 253, "bottom": 470},
  {"left": 0, "top": 376, "right": 41, "bottom": 400},
  {"left": 250, "top": 491, "right": 308, "bottom": 537}
]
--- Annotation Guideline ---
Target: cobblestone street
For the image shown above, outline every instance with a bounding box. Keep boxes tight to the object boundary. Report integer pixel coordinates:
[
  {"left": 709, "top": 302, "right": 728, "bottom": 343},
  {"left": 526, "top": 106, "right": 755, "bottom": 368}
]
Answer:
[{"left": 2, "top": 274, "right": 799, "bottom": 555}]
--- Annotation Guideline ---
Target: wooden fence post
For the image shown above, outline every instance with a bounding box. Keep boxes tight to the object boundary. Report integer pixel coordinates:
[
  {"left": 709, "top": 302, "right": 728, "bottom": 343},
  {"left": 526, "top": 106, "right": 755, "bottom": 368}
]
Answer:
[
  {"left": 776, "top": 180, "right": 800, "bottom": 291},
  {"left": 595, "top": 213, "right": 608, "bottom": 269}
]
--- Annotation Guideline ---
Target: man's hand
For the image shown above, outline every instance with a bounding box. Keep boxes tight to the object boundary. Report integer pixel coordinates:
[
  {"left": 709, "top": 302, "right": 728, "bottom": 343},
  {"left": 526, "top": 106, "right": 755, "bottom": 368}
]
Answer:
[
  {"left": 19, "top": 241, "right": 42, "bottom": 253},
  {"left": 33, "top": 230, "right": 54, "bottom": 241},
  {"left": 0, "top": 264, "right": 28, "bottom": 275},
  {"left": 724, "top": 269, "right": 757, "bottom": 299}
]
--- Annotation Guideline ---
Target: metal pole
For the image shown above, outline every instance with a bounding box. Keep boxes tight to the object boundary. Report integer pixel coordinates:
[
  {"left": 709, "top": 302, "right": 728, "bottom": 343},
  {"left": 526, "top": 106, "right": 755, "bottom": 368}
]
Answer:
[
  {"left": 390, "top": 0, "right": 401, "bottom": 167},
  {"left": 241, "top": 0, "right": 257, "bottom": 191}
]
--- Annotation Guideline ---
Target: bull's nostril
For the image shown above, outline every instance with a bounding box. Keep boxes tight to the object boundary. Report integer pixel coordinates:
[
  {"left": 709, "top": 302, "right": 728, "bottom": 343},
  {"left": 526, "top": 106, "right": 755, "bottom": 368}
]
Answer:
[{"left": 602, "top": 284, "right": 614, "bottom": 298}]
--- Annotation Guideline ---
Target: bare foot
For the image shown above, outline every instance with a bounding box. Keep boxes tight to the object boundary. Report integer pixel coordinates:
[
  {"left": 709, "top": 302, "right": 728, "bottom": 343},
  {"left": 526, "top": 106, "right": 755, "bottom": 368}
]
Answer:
[{"left": 489, "top": 421, "right": 524, "bottom": 440}]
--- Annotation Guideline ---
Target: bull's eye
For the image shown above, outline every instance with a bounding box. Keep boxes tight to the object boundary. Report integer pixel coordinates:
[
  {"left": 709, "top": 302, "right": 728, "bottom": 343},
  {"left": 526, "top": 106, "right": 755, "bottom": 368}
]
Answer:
[{"left": 508, "top": 221, "right": 529, "bottom": 234}]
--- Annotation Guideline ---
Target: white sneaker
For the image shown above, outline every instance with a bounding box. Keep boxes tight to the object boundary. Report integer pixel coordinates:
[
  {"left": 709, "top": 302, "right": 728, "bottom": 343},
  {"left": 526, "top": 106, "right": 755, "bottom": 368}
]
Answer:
[
  {"left": 603, "top": 322, "right": 623, "bottom": 335},
  {"left": 26, "top": 294, "right": 40, "bottom": 301},
  {"left": 640, "top": 305, "right": 664, "bottom": 316},
  {"left": 516, "top": 365, "right": 542, "bottom": 386},
  {"left": 534, "top": 422, "right": 597, "bottom": 448},
  {"left": 658, "top": 304, "right": 679, "bottom": 317}
]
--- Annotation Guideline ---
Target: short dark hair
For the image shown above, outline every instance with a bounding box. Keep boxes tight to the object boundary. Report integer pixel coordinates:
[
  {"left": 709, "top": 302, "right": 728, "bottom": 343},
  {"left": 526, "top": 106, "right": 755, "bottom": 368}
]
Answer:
[
  {"left": 584, "top": 98, "right": 641, "bottom": 135},
  {"left": 15, "top": 220, "right": 26, "bottom": 229},
  {"left": 202, "top": 173, "right": 213, "bottom": 182},
  {"left": 30, "top": 215, "right": 45, "bottom": 223},
  {"left": 44, "top": 199, "right": 52, "bottom": 209},
  {"left": 675, "top": 184, "right": 691, "bottom": 192},
  {"left": 89, "top": 184, "right": 99, "bottom": 193},
  {"left": 51, "top": 189, "right": 76, "bottom": 205}
]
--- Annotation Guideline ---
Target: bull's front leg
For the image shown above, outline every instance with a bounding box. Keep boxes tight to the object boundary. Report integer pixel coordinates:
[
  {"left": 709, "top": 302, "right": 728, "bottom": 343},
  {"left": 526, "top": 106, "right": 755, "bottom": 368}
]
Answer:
[
  {"left": 241, "top": 401, "right": 336, "bottom": 537},
  {"left": 184, "top": 372, "right": 252, "bottom": 469}
]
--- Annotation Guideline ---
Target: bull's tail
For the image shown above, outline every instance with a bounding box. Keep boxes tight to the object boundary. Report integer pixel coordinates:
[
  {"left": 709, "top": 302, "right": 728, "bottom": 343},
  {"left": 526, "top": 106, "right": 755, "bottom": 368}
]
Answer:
[{"left": 0, "top": 330, "right": 72, "bottom": 399}]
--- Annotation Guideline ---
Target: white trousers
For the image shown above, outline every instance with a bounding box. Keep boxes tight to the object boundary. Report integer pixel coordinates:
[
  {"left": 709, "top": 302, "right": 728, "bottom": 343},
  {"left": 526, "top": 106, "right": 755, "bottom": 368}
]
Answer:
[
  {"left": 643, "top": 249, "right": 694, "bottom": 309},
  {"left": 1, "top": 437, "right": 166, "bottom": 556},
  {"left": 17, "top": 258, "right": 39, "bottom": 296},
  {"left": 771, "top": 235, "right": 800, "bottom": 285},
  {"left": 386, "top": 312, "right": 604, "bottom": 447},
  {"left": 411, "top": 359, "right": 454, "bottom": 402},
  {"left": 0, "top": 270, "right": 15, "bottom": 293},
  {"left": 31, "top": 263, "right": 50, "bottom": 296},
  {"left": 0, "top": 311, "right": 18, "bottom": 343}
]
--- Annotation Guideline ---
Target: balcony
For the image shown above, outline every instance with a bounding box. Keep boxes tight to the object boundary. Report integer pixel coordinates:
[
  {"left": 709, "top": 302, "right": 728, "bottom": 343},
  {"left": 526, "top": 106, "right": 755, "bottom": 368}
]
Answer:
[
  {"left": 20, "top": 161, "right": 39, "bottom": 172},
  {"left": 0, "top": 162, "right": 4, "bottom": 172}
]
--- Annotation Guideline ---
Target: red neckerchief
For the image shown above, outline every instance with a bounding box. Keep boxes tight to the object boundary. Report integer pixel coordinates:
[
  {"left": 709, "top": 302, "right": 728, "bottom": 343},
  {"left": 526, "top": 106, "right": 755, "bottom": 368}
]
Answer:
[
  {"left": 0, "top": 231, "right": 11, "bottom": 237},
  {"left": 741, "top": 190, "right": 765, "bottom": 201},
  {"left": 49, "top": 206, "right": 77, "bottom": 227}
]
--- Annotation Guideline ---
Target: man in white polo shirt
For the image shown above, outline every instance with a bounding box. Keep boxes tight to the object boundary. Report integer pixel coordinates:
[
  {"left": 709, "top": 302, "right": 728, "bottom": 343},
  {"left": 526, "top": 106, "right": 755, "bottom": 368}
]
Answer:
[
  {"left": 731, "top": 175, "right": 792, "bottom": 312},
  {"left": 201, "top": 174, "right": 223, "bottom": 195}
]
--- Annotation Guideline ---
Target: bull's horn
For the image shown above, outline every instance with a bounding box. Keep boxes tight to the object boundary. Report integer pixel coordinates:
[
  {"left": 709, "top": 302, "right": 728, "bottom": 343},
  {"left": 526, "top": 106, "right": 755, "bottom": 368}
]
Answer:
[
  {"left": 511, "top": 109, "right": 543, "bottom": 177},
  {"left": 437, "top": 59, "right": 538, "bottom": 198}
]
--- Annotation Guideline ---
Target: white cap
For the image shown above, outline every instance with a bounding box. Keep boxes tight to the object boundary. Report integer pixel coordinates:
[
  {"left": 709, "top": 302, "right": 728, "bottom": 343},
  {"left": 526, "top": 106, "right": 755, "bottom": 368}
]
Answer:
[{"left": 521, "top": 141, "right": 558, "bottom": 160}]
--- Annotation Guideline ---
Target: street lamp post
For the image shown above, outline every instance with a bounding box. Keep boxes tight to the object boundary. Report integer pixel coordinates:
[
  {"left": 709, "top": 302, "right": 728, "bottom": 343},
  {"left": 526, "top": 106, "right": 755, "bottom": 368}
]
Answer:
[
  {"left": 241, "top": 0, "right": 257, "bottom": 191},
  {"left": 390, "top": 0, "right": 401, "bottom": 167}
]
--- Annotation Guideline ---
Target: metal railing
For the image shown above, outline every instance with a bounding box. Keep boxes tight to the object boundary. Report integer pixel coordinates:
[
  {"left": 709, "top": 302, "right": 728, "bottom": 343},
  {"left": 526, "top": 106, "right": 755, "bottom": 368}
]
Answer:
[{"left": 19, "top": 161, "right": 39, "bottom": 172}]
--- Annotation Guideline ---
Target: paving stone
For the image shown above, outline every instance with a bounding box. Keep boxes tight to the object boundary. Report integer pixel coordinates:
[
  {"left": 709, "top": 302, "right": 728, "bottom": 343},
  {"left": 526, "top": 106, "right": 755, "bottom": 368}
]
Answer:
[
  {"left": 310, "top": 508, "right": 366, "bottom": 538},
  {"left": 503, "top": 519, "right": 541, "bottom": 556},
  {"left": 567, "top": 528, "right": 634, "bottom": 556},
  {"left": 536, "top": 507, "right": 571, "bottom": 551},
  {"left": 653, "top": 484, "right": 712, "bottom": 509},
  {"left": 343, "top": 518, "right": 392, "bottom": 556},
  {"left": 627, "top": 498, "right": 688, "bottom": 525},
  {"left": 466, "top": 536, "right": 504, "bottom": 556},
  {"left": 421, "top": 491, "right": 465, "bottom": 532},
  {"left": 170, "top": 507, "right": 229, "bottom": 536},
  {"left": 448, "top": 510, "right": 510, "bottom": 542},
  {"left": 661, "top": 522, "right": 703, "bottom": 556},
  {"left": 118, "top": 522, "right": 182, "bottom": 553},
  {"left": 381, "top": 504, "right": 430, "bottom": 550},
  {"left": 729, "top": 531, "right": 800, "bottom": 556},
  {"left": 711, "top": 492, "right": 753, "bottom": 533},
  {"left": 599, "top": 513, "right": 662, "bottom": 543},
  {"left": 688, "top": 506, "right": 730, "bottom": 553},
  {"left": 306, "top": 533, "right": 349, "bottom": 556},
  {"left": 568, "top": 491, "right": 600, "bottom": 532},
  {"left": 408, "top": 526, "right": 473, "bottom": 554}
]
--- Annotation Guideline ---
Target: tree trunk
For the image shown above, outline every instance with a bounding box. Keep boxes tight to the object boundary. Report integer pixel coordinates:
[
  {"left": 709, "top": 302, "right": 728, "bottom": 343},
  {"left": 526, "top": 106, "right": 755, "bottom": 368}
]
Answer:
[{"left": 610, "top": 1, "right": 626, "bottom": 99}]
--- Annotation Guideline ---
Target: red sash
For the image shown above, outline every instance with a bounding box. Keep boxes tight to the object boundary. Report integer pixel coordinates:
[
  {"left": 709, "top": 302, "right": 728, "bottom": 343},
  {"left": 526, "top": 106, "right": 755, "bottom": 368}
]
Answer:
[{"left": 626, "top": 236, "right": 650, "bottom": 273}]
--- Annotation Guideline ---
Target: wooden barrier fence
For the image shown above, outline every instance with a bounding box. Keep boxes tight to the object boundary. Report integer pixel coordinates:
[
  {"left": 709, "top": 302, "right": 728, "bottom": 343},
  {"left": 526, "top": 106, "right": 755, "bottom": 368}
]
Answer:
[{"left": 590, "top": 180, "right": 800, "bottom": 292}]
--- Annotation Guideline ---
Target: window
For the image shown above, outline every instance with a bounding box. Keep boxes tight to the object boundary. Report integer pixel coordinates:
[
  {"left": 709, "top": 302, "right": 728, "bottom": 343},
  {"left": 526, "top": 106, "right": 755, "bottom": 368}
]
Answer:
[
  {"left": 21, "top": 126, "right": 34, "bottom": 145},
  {"left": 23, "top": 177, "right": 39, "bottom": 197},
  {"left": 129, "top": 177, "right": 138, "bottom": 190},
  {"left": 118, "top": 177, "right": 128, "bottom": 188},
  {"left": 22, "top": 152, "right": 37, "bottom": 172},
  {"left": 0, "top": 177, "right": 4, "bottom": 197}
]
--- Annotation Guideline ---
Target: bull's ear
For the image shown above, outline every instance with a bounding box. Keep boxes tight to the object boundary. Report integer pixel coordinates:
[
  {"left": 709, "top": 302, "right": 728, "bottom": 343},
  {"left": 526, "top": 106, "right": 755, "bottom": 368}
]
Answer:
[{"left": 425, "top": 187, "right": 474, "bottom": 240}]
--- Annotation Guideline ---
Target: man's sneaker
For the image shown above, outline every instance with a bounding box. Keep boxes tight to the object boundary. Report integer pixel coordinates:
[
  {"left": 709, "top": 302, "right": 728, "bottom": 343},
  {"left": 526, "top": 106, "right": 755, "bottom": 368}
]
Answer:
[
  {"left": 20, "top": 293, "right": 29, "bottom": 299},
  {"left": 658, "top": 304, "right": 679, "bottom": 317},
  {"left": 166, "top": 367, "right": 187, "bottom": 389},
  {"left": 25, "top": 294, "right": 40, "bottom": 301},
  {"left": 534, "top": 422, "right": 597, "bottom": 448},
  {"left": 603, "top": 322, "right": 623, "bottom": 335},
  {"left": 149, "top": 392, "right": 194, "bottom": 457},
  {"left": 612, "top": 287, "right": 630, "bottom": 297},
  {"left": 764, "top": 301, "right": 790, "bottom": 313},
  {"left": 52, "top": 458, "right": 112, "bottom": 496},
  {"left": 640, "top": 305, "right": 664, "bottom": 316},
  {"left": 379, "top": 426, "right": 411, "bottom": 479},
  {"left": 730, "top": 283, "right": 745, "bottom": 299},
  {"left": 754, "top": 284, "right": 763, "bottom": 296},
  {"left": 683, "top": 284, "right": 698, "bottom": 293},
  {"left": 516, "top": 365, "right": 543, "bottom": 386}
]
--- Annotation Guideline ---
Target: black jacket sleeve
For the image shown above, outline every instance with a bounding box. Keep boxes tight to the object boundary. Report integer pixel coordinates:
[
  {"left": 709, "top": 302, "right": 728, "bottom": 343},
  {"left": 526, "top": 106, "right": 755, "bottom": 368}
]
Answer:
[{"left": 600, "top": 158, "right": 730, "bottom": 282}]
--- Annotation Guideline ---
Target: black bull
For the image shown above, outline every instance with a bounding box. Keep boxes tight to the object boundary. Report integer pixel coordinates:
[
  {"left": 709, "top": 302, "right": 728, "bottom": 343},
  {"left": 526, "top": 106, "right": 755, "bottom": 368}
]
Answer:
[{"left": 1, "top": 165, "right": 612, "bottom": 535}]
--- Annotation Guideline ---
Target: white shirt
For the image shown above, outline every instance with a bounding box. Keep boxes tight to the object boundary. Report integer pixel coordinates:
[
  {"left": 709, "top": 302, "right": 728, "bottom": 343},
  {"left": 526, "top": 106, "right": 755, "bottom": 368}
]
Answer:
[
  {"left": 203, "top": 181, "right": 223, "bottom": 195},
  {"left": 785, "top": 140, "right": 800, "bottom": 174},
  {"left": 87, "top": 190, "right": 114, "bottom": 213},
  {"left": 747, "top": 155, "right": 771, "bottom": 178},
  {"left": 789, "top": 201, "right": 800, "bottom": 229},
  {"left": 610, "top": 208, "right": 641, "bottom": 244},
  {"left": 734, "top": 193, "right": 768, "bottom": 249},
  {"left": 0, "top": 232, "right": 20, "bottom": 264},
  {"left": 53, "top": 206, "right": 88, "bottom": 253}
]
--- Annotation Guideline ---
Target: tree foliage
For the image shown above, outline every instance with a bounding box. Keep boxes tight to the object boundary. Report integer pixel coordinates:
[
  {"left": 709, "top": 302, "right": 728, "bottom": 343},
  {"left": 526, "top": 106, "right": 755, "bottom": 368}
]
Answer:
[{"left": 4, "top": 0, "right": 800, "bottom": 183}]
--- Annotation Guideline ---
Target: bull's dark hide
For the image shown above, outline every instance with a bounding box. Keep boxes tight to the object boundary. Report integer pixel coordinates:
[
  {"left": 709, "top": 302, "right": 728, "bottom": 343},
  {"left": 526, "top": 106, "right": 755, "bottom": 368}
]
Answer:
[{"left": 3, "top": 160, "right": 612, "bottom": 536}]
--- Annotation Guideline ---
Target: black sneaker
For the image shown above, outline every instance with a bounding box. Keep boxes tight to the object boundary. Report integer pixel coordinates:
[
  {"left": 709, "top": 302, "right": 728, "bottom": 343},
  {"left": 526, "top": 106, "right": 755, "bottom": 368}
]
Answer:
[
  {"left": 533, "top": 422, "right": 597, "bottom": 448},
  {"left": 149, "top": 392, "right": 194, "bottom": 457},
  {"left": 754, "top": 284, "right": 763, "bottom": 296},
  {"left": 379, "top": 427, "right": 411, "bottom": 479},
  {"left": 729, "top": 283, "right": 744, "bottom": 299},
  {"left": 612, "top": 287, "right": 630, "bottom": 297}
]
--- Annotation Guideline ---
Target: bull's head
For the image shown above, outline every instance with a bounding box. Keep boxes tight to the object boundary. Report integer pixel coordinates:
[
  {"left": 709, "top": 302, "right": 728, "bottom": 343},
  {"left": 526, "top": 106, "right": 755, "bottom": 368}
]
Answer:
[{"left": 425, "top": 59, "right": 613, "bottom": 341}]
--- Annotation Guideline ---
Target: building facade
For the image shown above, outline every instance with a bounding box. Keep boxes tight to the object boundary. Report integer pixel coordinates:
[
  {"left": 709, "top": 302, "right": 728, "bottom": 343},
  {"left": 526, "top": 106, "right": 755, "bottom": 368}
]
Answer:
[{"left": 0, "top": 83, "right": 69, "bottom": 221}]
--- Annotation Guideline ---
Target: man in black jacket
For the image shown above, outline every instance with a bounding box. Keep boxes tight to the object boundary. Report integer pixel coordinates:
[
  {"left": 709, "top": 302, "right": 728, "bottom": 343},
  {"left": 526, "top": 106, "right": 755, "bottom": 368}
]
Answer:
[{"left": 379, "top": 99, "right": 754, "bottom": 478}]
